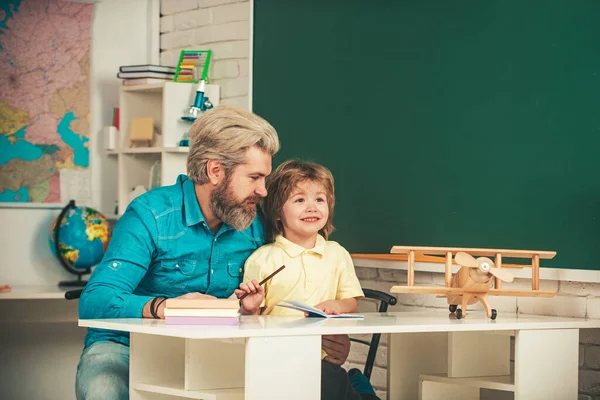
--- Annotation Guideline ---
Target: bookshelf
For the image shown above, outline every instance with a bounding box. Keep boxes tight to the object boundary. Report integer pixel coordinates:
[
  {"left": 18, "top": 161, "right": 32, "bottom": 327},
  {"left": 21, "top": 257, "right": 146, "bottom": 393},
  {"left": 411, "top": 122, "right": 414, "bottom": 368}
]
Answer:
[
  {"left": 109, "top": 81, "right": 219, "bottom": 216},
  {"left": 129, "top": 333, "right": 245, "bottom": 400}
]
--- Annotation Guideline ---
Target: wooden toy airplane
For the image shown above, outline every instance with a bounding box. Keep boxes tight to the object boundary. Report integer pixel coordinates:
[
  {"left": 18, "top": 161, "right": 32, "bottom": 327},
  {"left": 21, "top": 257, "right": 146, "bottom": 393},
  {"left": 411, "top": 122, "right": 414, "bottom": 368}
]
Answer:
[{"left": 357, "top": 246, "right": 557, "bottom": 320}]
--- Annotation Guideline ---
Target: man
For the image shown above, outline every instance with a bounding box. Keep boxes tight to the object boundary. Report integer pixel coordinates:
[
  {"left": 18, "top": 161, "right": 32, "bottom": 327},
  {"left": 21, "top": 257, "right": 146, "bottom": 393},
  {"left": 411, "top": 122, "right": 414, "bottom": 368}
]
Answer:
[{"left": 75, "top": 106, "right": 351, "bottom": 399}]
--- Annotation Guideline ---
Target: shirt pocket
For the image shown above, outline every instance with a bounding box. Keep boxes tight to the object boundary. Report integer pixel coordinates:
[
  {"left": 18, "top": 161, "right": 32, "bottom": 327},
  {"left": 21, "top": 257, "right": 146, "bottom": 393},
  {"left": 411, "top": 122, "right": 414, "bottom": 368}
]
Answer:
[
  {"left": 225, "top": 259, "right": 245, "bottom": 294},
  {"left": 227, "top": 260, "right": 244, "bottom": 278},
  {"left": 164, "top": 259, "right": 196, "bottom": 276},
  {"left": 154, "top": 258, "right": 197, "bottom": 292}
]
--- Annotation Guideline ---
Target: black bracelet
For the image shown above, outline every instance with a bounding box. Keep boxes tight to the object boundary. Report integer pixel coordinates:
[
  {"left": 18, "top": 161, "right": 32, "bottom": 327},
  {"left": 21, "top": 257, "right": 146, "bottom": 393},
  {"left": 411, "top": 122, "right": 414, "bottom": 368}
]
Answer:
[
  {"left": 150, "top": 296, "right": 167, "bottom": 319},
  {"left": 156, "top": 297, "right": 168, "bottom": 317},
  {"left": 149, "top": 297, "right": 159, "bottom": 319}
]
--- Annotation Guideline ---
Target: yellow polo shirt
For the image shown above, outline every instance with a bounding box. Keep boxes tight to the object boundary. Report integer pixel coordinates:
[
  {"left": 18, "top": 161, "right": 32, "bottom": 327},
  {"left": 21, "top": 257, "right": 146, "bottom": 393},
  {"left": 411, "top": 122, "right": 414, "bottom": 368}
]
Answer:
[{"left": 243, "top": 234, "right": 364, "bottom": 316}]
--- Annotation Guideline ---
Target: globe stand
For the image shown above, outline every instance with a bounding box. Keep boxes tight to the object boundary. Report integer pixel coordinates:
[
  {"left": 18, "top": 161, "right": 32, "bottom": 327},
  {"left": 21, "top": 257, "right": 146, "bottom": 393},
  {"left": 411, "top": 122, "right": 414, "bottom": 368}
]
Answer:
[
  {"left": 54, "top": 200, "right": 92, "bottom": 288},
  {"left": 59, "top": 275, "right": 89, "bottom": 287}
]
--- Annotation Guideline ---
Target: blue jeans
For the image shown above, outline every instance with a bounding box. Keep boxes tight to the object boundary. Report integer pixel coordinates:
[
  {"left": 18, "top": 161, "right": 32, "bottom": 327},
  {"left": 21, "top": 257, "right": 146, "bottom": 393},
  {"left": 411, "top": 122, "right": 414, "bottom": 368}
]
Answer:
[{"left": 76, "top": 341, "right": 130, "bottom": 400}]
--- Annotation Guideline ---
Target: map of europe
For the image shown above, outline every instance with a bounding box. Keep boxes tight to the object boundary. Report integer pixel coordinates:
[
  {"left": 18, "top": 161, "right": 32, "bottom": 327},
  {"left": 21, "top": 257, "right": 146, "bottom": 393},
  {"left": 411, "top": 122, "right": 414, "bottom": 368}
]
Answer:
[{"left": 0, "top": 0, "right": 93, "bottom": 203}]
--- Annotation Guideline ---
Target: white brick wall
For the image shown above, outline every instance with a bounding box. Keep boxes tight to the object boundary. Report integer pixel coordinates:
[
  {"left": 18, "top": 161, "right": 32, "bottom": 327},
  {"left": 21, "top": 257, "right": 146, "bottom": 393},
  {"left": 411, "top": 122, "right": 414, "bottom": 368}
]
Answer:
[
  {"left": 355, "top": 266, "right": 600, "bottom": 399},
  {"left": 160, "top": 0, "right": 250, "bottom": 109}
]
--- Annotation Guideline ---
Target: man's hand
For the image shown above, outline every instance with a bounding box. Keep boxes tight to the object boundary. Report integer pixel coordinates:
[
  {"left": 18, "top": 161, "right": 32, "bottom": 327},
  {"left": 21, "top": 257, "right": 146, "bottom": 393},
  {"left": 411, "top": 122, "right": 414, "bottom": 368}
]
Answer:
[
  {"left": 234, "top": 280, "right": 264, "bottom": 315},
  {"left": 322, "top": 334, "right": 351, "bottom": 365},
  {"left": 143, "top": 292, "right": 216, "bottom": 319},
  {"left": 175, "top": 292, "right": 217, "bottom": 301}
]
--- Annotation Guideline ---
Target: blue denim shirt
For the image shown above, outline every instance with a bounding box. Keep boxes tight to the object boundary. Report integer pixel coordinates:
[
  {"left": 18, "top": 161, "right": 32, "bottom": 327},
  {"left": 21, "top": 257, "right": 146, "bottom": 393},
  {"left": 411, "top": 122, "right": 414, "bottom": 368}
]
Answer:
[{"left": 79, "top": 175, "right": 266, "bottom": 348}]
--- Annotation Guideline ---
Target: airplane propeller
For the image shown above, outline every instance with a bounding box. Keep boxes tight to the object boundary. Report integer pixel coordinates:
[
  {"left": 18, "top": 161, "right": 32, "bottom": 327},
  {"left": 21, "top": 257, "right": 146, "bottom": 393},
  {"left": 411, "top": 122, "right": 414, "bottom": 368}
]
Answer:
[{"left": 455, "top": 252, "right": 514, "bottom": 283}]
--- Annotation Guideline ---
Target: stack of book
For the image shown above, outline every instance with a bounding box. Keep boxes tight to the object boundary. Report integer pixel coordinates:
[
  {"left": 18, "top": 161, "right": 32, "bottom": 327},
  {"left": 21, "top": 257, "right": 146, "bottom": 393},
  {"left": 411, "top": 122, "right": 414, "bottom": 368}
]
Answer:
[
  {"left": 117, "top": 64, "right": 176, "bottom": 86},
  {"left": 164, "top": 298, "right": 240, "bottom": 325}
]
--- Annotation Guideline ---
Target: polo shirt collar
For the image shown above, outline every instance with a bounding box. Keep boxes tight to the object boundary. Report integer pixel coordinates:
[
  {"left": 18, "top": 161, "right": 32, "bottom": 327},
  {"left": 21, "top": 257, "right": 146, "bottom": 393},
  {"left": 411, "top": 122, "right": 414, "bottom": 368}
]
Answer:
[
  {"left": 182, "top": 175, "right": 206, "bottom": 227},
  {"left": 275, "top": 234, "right": 326, "bottom": 257}
]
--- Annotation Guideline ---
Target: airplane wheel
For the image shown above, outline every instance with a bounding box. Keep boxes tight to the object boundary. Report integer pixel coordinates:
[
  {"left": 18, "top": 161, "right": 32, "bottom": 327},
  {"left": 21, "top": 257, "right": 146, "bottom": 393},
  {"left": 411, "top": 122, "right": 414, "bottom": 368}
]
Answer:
[
  {"left": 449, "top": 305, "right": 457, "bottom": 313},
  {"left": 456, "top": 309, "right": 463, "bottom": 320},
  {"left": 491, "top": 309, "right": 497, "bottom": 320}
]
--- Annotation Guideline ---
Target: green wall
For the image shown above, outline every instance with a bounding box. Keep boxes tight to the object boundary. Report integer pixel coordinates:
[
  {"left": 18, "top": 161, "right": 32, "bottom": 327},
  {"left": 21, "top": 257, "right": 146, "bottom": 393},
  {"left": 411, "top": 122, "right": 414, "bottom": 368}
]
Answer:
[{"left": 253, "top": 0, "right": 600, "bottom": 269}]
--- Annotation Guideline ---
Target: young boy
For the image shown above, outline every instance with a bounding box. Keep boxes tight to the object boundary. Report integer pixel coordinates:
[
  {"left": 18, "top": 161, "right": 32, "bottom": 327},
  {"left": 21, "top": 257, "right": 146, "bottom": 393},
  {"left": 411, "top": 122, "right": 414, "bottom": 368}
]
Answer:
[{"left": 235, "top": 160, "right": 379, "bottom": 400}]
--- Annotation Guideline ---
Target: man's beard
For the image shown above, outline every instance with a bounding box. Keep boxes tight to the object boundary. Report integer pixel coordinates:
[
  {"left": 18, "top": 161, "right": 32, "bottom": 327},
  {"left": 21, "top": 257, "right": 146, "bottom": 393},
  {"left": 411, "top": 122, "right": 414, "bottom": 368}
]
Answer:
[{"left": 210, "top": 177, "right": 261, "bottom": 231}]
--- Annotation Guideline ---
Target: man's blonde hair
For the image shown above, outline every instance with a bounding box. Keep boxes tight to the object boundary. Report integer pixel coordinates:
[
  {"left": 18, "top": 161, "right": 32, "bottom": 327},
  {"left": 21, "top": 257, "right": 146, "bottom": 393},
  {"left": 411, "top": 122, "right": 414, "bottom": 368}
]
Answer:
[
  {"left": 262, "top": 160, "right": 335, "bottom": 241},
  {"left": 187, "top": 105, "right": 280, "bottom": 184}
]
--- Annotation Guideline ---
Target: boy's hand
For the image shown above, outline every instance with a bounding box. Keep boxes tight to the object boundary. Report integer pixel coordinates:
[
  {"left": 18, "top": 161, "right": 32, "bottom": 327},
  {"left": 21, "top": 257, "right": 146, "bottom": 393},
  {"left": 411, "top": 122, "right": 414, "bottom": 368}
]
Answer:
[
  {"left": 313, "top": 300, "right": 342, "bottom": 315},
  {"left": 234, "top": 280, "right": 264, "bottom": 315}
]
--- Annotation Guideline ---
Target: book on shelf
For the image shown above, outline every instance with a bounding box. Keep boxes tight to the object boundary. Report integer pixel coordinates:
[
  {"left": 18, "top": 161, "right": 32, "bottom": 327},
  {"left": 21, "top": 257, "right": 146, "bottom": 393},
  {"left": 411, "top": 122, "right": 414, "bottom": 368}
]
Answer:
[
  {"left": 119, "top": 64, "right": 177, "bottom": 74},
  {"left": 164, "top": 308, "right": 240, "bottom": 317},
  {"left": 116, "top": 71, "right": 175, "bottom": 80},
  {"left": 112, "top": 107, "right": 119, "bottom": 130},
  {"left": 276, "top": 299, "right": 364, "bottom": 319},
  {"left": 164, "top": 298, "right": 240, "bottom": 309},
  {"left": 165, "top": 316, "right": 240, "bottom": 326},
  {"left": 122, "top": 77, "right": 172, "bottom": 86}
]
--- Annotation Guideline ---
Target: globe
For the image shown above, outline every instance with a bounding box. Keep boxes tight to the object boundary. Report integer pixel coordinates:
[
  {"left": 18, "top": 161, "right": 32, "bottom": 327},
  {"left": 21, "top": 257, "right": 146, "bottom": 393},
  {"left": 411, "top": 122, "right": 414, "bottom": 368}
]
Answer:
[{"left": 49, "top": 200, "right": 111, "bottom": 286}]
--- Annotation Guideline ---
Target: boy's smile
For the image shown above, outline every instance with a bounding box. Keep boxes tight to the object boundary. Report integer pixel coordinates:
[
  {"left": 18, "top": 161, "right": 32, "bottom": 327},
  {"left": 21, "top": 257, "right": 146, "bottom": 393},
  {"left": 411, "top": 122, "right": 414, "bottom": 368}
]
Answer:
[{"left": 301, "top": 217, "right": 320, "bottom": 222}]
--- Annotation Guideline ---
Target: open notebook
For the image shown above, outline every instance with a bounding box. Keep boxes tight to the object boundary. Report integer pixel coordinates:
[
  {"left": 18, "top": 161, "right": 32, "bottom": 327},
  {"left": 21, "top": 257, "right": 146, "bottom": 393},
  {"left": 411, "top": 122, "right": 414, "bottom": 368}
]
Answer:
[{"left": 276, "top": 299, "right": 364, "bottom": 319}]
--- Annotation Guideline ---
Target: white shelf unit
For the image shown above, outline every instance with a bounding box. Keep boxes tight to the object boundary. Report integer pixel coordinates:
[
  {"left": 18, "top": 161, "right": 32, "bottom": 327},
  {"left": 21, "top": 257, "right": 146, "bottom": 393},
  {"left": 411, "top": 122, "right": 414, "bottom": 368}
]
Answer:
[
  {"left": 130, "top": 333, "right": 245, "bottom": 400},
  {"left": 392, "top": 331, "right": 515, "bottom": 400},
  {"left": 419, "top": 373, "right": 515, "bottom": 392},
  {"left": 111, "top": 82, "right": 219, "bottom": 215},
  {"left": 414, "top": 328, "right": 578, "bottom": 400}
]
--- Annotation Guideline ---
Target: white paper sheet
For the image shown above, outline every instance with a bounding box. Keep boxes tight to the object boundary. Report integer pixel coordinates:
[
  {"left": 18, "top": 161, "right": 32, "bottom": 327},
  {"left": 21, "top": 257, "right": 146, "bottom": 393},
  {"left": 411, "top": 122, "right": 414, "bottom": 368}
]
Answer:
[{"left": 60, "top": 169, "right": 91, "bottom": 204}]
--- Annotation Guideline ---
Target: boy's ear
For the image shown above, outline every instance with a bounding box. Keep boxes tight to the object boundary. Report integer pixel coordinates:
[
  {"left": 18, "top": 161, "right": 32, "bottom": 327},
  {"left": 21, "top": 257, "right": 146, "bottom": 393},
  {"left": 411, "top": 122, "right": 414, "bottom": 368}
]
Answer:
[{"left": 206, "top": 160, "right": 224, "bottom": 185}]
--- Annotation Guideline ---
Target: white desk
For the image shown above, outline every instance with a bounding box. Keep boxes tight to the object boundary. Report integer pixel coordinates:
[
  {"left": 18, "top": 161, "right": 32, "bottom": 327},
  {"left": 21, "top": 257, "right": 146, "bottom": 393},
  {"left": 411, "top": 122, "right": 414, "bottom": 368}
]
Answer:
[
  {"left": 0, "top": 285, "right": 68, "bottom": 300},
  {"left": 1, "top": 285, "right": 83, "bottom": 400},
  {"left": 80, "top": 311, "right": 600, "bottom": 400},
  {"left": 0, "top": 285, "right": 78, "bottom": 322}
]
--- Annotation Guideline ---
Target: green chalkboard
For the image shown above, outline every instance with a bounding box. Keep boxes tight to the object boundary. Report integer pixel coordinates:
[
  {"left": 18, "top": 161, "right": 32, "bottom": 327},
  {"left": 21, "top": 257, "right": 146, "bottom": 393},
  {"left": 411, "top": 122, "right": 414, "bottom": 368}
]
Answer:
[{"left": 253, "top": 0, "right": 600, "bottom": 269}]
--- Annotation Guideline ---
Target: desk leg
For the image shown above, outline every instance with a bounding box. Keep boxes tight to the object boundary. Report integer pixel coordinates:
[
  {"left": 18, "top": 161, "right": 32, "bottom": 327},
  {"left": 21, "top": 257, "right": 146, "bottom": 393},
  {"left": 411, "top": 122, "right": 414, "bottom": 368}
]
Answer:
[
  {"left": 245, "top": 335, "right": 321, "bottom": 400},
  {"left": 514, "top": 328, "right": 579, "bottom": 400},
  {"left": 388, "top": 332, "right": 448, "bottom": 400}
]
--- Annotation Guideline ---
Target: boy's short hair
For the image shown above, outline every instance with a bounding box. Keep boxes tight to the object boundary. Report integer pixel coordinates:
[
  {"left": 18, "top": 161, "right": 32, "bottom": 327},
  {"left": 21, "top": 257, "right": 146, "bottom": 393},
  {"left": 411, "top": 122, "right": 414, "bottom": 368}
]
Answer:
[
  {"left": 262, "top": 160, "right": 335, "bottom": 241},
  {"left": 187, "top": 105, "right": 280, "bottom": 184}
]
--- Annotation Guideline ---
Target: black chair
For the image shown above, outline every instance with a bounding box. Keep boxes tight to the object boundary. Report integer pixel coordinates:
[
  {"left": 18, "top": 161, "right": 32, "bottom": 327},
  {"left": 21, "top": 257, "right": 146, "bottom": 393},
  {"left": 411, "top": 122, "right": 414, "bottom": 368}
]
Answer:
[
  {"left": 65, "top": 288, "right": 83, "bottom": 300},
  {"left": 350, "top": 288, "right": 397, "bottom": 380}
]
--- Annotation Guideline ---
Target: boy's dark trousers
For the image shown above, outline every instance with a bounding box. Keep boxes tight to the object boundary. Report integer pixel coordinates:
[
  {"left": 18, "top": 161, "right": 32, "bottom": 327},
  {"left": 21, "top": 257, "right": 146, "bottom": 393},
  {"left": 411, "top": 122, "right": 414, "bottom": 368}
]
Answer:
[{"left": 321, "top": 360, "right": 380, "bottom": 400}]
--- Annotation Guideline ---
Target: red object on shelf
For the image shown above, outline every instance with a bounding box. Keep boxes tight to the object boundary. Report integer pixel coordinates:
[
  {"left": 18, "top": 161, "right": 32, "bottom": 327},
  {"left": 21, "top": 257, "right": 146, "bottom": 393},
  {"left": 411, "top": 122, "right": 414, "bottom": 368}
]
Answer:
[{"left": 113, "top": 107, "right": 120, "bottom": 130}]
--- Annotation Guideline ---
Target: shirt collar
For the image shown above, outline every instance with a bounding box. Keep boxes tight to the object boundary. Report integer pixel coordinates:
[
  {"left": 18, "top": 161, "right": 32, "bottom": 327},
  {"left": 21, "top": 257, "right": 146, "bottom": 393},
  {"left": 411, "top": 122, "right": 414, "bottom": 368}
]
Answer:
[
  {"left": 182, "top": 175, "right": 206, "bottom": 227},
  {"left": 275, "top": 234, "right": 326, "bottom": 257}
]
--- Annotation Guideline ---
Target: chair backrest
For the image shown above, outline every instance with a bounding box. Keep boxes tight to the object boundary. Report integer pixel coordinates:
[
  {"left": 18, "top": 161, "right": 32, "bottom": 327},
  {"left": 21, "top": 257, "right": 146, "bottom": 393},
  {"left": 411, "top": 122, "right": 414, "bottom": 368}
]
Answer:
[
  {"left": 350, "top": 288, "right": 397, "bottom": 380},
  {"left": 65, "top": 289, "right": 83, "bottom": 300}
]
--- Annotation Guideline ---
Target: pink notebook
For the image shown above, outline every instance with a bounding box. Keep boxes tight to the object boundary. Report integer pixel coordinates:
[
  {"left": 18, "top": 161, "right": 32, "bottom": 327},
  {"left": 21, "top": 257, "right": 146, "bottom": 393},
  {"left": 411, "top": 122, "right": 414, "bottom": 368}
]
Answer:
[{"left": 165, "top": 316, "right": 240, "bottom": 326}]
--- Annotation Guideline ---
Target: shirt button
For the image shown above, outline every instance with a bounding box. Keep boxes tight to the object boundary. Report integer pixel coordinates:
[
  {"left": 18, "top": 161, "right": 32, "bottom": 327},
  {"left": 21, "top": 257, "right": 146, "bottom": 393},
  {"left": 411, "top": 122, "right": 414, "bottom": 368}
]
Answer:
[
  {"left": 211, "top": 269, "right": 214, "bottom": 274},
  {"left": 112, "top": 262, "right": 118, "bottom": 267},
  {"left": 239, "top": 268, "right": 243, "bottom": 273},
  {"left": 175, "top": 264, "right": 179, "bottom": 268},
  {"left": 214, "top": 237, "right": 217, "bottom": 242}
]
